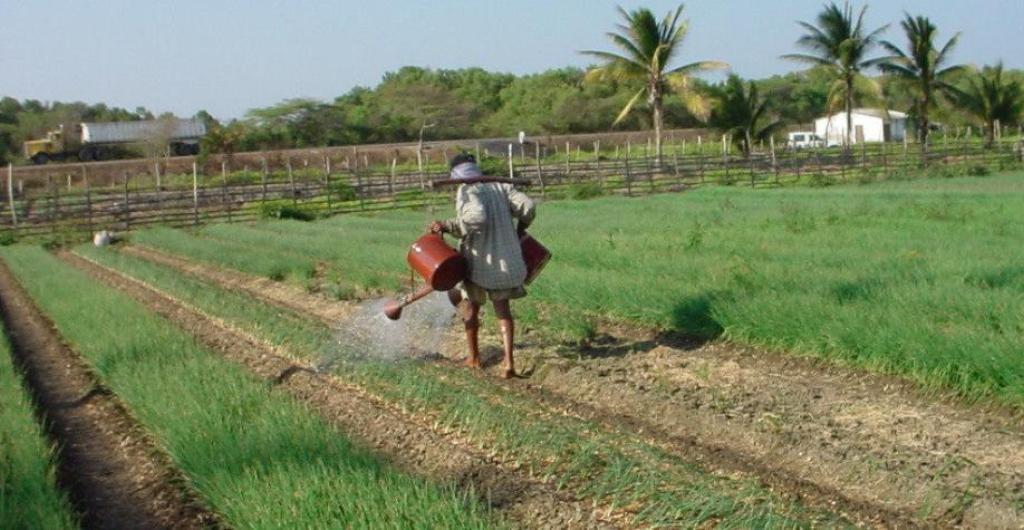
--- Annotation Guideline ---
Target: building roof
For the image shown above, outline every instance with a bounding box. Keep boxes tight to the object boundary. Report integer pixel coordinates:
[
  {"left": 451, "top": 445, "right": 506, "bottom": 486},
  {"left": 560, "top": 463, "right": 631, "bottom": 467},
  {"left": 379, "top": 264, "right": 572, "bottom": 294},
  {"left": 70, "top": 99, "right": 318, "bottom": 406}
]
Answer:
[{"left": 816, "top": 108, "right": 908, "bottom": 122}]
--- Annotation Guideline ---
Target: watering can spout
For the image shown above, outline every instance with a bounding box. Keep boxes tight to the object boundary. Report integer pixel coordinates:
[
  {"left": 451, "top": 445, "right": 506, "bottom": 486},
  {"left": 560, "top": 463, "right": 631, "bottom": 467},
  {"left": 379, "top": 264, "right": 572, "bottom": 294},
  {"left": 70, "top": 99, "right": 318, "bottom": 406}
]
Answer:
[
  {"left": 382, "top": 300, "right": 404, "bottom": 320},
  {"left": 382, "top": 284, "right": 436, "bottom": 321}
]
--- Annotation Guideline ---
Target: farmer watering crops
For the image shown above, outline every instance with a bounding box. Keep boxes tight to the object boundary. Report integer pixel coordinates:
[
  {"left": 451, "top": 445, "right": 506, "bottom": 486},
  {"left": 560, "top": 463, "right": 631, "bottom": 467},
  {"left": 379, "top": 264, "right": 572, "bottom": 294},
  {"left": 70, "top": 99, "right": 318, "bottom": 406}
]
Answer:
[{"left": 430, "top": 153, "right": 536, "bottom": 379}]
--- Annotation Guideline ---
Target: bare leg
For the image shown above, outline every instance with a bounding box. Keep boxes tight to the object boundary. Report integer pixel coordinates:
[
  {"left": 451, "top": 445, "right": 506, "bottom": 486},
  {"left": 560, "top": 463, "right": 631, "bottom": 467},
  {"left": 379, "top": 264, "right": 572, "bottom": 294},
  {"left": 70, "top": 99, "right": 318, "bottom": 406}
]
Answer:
[
  {"left": 460, "top": 300, "right": 481, "bottom": 369},
  {"left": 493, "top": 299, "right": 515, "bottom": 378}
]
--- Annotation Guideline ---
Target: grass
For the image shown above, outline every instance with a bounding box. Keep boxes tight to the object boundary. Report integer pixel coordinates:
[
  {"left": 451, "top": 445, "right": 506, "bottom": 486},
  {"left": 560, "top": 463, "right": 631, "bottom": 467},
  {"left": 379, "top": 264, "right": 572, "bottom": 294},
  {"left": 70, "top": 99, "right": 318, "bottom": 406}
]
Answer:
[
  {"left": 0, "top": 331, "right": 78, "bottom": 530},
  {"left": 130, "top": 171, "right": 1024, "bottom": 408},
  {"left": 0, "top": 246, "right": 495, "bottom": 530},
  {"left": 77, "top": 243, "right": 850, "bottom": 527}
]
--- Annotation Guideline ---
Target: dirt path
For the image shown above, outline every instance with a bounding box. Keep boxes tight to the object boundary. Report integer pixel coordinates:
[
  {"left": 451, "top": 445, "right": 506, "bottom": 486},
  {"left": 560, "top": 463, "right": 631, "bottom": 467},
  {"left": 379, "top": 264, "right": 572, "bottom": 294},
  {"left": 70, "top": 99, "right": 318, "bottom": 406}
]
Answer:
[
  {"left": 62, "top": 250, "right": 619, "bottom": 530},
  {"left": 121, "top": 243, "right": 1024, "bottom": 528},
  {"left": 0, "top": 259, "right": 218, "bottom": 530}
]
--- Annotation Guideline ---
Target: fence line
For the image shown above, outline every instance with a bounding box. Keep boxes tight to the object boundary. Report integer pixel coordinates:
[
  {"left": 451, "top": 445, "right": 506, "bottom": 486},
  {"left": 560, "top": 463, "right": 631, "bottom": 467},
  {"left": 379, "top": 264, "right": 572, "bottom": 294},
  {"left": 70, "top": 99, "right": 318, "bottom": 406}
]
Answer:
[{"left": 1, "top": 139, "right": 1021, "bottom": 242}]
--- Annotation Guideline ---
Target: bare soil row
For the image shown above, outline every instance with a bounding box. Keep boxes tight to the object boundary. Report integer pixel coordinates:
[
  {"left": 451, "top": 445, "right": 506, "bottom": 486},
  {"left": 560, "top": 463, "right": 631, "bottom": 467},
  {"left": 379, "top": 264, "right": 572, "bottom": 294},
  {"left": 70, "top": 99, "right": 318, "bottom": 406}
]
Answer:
[
  {"left": 119, "top": 243, "right": 1024, "bottom": 528},
  {"left": 0, "top": 259, "right": 218, "bottom": 530}
]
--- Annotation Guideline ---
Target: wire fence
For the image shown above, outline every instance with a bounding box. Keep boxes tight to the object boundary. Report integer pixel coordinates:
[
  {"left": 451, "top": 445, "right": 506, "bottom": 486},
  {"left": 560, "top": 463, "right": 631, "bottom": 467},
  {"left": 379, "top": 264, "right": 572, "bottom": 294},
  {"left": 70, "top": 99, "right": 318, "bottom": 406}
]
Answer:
[{"left": 2, "top": 137, "right": 1022, "bottom": 242}]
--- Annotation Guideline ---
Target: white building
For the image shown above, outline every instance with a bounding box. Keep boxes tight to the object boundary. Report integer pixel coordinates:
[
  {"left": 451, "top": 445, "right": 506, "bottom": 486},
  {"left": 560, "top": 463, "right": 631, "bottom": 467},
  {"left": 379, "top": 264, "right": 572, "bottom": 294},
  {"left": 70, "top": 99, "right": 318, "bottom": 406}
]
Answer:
[{"left": 814, "top": 108, "right": 908, "bottom": 147}]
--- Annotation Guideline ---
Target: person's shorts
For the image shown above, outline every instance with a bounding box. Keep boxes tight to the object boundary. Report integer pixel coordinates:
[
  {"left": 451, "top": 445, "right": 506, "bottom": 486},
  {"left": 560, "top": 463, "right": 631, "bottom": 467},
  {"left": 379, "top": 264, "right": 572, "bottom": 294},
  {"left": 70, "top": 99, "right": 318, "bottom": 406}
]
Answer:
[{"left": 460, "top": 281, "right": 527, "bottom": 305}]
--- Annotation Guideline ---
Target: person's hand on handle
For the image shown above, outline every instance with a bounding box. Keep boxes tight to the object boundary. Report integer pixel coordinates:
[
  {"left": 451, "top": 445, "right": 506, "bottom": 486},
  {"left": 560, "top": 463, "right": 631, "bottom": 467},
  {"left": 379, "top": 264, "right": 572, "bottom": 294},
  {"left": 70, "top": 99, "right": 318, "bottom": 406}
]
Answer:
[{"left": 429, "top": 221, "right": 445, "bottom": 234}]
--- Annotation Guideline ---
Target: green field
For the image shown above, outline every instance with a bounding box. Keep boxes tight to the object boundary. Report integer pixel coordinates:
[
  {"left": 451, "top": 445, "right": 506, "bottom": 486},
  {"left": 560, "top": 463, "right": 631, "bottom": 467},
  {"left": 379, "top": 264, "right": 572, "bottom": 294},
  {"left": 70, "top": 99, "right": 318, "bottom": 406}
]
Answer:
[
  {"left": 0, "top": 330, "right": 78, "bottom": 530},
  {"left": 0, "top": 247, "right": 495, "bottom": 529},
  {"left": 131, "top": 171, "right": 1024, "bottom": 408}
]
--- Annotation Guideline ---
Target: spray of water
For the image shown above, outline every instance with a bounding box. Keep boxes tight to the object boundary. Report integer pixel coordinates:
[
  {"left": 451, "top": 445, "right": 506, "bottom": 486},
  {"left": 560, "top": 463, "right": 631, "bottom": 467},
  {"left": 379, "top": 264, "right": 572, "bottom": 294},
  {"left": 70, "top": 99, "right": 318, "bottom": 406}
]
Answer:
[{"left": 317, "top": 291, "right": 457, "bottom": 372}]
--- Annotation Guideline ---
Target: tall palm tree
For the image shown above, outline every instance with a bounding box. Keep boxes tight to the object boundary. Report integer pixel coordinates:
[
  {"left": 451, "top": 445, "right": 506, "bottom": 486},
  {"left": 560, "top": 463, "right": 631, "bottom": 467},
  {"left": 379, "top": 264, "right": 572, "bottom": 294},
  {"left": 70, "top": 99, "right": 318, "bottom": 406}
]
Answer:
[
  {"left": 879, "top": 14, "right": 963, "bottom": 149},
  {"left": 710, "top": 75, "right": 782, "bottom": 155},
  {"left": 955, "top": 63, "right": 1023, "bottom": 147},
  {"left": 783, "top": 1, "right": 888, "bottom": 148},
  {"left": 581, "top": 5, "right": 726, "bottom": 164}
]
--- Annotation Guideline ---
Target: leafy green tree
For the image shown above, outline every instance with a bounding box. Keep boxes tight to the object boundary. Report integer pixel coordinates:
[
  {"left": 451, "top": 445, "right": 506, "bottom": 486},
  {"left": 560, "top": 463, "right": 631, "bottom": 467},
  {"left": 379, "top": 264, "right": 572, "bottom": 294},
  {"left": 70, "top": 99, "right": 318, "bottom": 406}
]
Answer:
[
  {"left": 954, "top": 63, "right": 1023, "bottom": 147},
  {"left": 784, "top": 1, "right": 888, "bottom": 147},
  {"left": 759, "top": 67, "right": 832, "bottom": 125},
  {"left": 582, "top": 4, "right": 726, "bottom": 163},
  {"left": 483, "top": 68, "right": 644, "bottom": 136},
  {"left": 709, "top": 75, "right": 783, "bottom": 155},
  {"left": 878, "top": 14, "right": 963, "bottom": 148}
]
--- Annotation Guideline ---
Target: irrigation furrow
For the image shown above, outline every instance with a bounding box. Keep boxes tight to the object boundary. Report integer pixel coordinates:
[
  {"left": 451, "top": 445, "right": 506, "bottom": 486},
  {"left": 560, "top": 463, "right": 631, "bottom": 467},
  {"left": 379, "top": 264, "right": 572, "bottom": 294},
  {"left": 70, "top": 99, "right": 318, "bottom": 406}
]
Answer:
[
  {"left": 0, "top": 259, "right": 220, "bottom": 530},
  {"left": 117, "top": 242, "right": 1024, "bottom": 528},
  {"left": 60, "top": 250, "right": 621, "bottom": 530}
]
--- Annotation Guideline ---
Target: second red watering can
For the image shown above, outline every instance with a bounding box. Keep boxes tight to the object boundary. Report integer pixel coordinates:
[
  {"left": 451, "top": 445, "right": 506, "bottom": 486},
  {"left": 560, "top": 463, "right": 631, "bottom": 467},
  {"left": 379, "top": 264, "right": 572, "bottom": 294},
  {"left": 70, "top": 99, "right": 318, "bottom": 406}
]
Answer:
[{"left": 383, "top": 231, "right": 551, "bottom": 320}]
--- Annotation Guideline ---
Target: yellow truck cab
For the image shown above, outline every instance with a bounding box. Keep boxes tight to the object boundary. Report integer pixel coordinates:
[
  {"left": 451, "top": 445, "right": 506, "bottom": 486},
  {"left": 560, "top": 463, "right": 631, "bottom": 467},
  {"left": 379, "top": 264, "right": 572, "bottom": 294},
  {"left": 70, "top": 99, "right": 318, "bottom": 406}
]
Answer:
[{"left": 23, "top": 127, "right": 66, "bottom": 164}]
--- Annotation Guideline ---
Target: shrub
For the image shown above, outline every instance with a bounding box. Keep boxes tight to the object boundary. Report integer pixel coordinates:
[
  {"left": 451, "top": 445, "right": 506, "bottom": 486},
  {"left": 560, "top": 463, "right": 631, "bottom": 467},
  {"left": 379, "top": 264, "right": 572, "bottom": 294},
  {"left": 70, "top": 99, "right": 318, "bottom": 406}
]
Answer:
[
  {"left": 568, "top": 182, "right": 605, "bottom": 200},
  {"left": 257, "top": 200, "right": 316, "bottom": 222},
  {"left": 966, "top": 164, "right": 991, "bottom": 177},
  {"left": 808, "top": 172, "right": 834, "bottom": 187},
  {"left": 330, "top": 180, "right": 358, "bottom": 202}
]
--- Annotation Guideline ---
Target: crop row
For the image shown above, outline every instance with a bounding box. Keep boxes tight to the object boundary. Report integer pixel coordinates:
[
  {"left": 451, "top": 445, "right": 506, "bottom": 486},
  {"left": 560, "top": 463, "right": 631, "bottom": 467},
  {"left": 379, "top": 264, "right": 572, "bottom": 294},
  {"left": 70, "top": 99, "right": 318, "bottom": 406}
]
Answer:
[
  {"left": 0, "top": 330, "right": 77, "bottom": 529},
  {"left": 0, "top": 246, "right": 493, "bottom": 529}
]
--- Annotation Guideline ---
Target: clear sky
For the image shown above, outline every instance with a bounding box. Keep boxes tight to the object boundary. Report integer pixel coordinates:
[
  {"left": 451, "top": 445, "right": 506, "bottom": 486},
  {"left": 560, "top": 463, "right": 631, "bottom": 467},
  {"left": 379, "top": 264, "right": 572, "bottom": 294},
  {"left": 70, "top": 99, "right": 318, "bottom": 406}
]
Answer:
[{"left": 2, "top": 0, "right": 1021, "bottom": 120}]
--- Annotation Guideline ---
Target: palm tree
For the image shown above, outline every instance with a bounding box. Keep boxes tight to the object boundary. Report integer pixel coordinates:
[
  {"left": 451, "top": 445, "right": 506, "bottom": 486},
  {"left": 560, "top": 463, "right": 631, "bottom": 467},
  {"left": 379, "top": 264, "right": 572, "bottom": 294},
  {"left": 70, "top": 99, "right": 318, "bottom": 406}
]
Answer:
[
  {"left": 879, "top": 14, "right": 963, "bottom": 150},
  {"left": 955, "top": 63, "right": 1023, "bottom": 147},
  {"left": 710, "top": 75, "right": 782, "bottom": 156},
  {"left": 581, "top": 5, "right": 726, "bottom": 164},
  {"left": 783, "top": 1, "right": 888, "bottom": 148}
]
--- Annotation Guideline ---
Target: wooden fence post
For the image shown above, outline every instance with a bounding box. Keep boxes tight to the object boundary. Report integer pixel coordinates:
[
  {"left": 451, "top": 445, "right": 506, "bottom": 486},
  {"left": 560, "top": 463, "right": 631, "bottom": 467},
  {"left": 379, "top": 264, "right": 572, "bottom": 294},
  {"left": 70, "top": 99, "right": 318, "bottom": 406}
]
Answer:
[
  {"left": 287, "top": 157, "right": 296, "bottom": 205},
  {"left": 350, "top": 161, "right": 365, "bottom": 211},
  {"left": 221, "top": 160, "right": 232, "bottom": 222},
  {"left": 698, "top": 136, "right": 705, "bottom": 183},
  {"left": 474, "top": 142, "right": 480, "bottom": 162},
  {"left": 564, "top": 141, "right": 571, "bottom": 181},
  {"left": 672, "top": 139, "right": 681, "bottom": 182},
  {"left": 6, "top": 164, "right": 16, "bottom": 230},
  {"left": 154, "top": 160, "right": 162, "bottom": 191},
  {"left": 261, "top": 156, "right": 268, "bottom": 204},
  {"left": 769, "top": 136, "right": 778, "bottom": 183},
  {"left": 192, "top": 162, "right": 199, "bottom": 227},
  {"left": 749, "top": 149, "right": 756, "bottom": 188},
  {"left": 508, "top": 144, "right": 514, "bottom": 178},
  {"left": 84, "top": 172, "right": 93, "bottom": 234},
  {"left": 389, "top": 157, "right": 397, "bottom": 195},
  {"left": 903, "top": 133, "right": 909, "bottom": 170},
  {"left": 534, "top": 142, "right": 546, "bottom": 198},
  {"left": 122, "top": 172, "right": 130, "bottom": 231},
  {"left": 882, "top": 140, "right": 889, "bottom": 175},
  {"left": 45, "top": 175, "right": 55, "bottom": 235},
  {"left": 417, "top": 146, "right": 425, "bottom": 189},
  {"left": 324, "top": 155, "right": 333, "bottom": 213},
  {"left": 722, "top": 134, "right": 730, "bottom": 183},
  {"left": 624, "top": 141, "right": 633, "bottom": 197}
]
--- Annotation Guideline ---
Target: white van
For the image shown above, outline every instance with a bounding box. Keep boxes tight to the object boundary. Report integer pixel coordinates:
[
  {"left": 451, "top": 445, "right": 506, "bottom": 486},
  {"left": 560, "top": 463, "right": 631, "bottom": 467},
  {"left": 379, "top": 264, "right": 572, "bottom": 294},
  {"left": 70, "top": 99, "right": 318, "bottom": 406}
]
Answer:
[{"left": 787, "top": 131, "right": 824, "bottom": 149}]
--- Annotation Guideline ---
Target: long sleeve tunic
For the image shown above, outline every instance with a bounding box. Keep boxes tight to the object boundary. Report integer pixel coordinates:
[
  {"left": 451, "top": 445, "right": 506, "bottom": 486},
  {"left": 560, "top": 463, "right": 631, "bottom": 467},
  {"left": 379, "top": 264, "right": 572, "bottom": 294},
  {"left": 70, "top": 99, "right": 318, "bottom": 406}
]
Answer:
[{"left": 442, "top": 182, "right": 536, "bottom": 290}]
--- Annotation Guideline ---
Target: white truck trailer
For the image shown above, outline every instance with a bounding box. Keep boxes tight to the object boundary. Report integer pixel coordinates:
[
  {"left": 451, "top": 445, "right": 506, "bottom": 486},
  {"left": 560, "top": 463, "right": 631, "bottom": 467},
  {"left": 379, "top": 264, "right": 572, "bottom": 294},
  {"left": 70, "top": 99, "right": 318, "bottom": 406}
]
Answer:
[{"left": 24, "top": 117, "right": 206, "bottom": 164}]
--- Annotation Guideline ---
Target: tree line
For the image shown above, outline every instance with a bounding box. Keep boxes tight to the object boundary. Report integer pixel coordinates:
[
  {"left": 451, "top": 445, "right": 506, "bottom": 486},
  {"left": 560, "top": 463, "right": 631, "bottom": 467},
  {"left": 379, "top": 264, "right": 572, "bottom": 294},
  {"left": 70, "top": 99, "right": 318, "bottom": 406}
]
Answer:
[{"left": 2, "top": 2, "right": 1022, "bottom": 165}]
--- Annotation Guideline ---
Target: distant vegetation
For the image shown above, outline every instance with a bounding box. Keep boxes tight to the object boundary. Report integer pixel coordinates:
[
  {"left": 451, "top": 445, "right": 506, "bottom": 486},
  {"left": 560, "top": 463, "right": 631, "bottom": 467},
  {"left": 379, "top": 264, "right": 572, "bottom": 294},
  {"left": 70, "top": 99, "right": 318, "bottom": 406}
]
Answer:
[{"left": 2, "top": 2, "right": 1022, "bottom": 165}]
